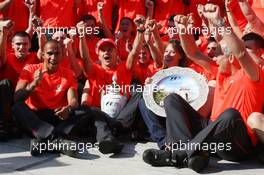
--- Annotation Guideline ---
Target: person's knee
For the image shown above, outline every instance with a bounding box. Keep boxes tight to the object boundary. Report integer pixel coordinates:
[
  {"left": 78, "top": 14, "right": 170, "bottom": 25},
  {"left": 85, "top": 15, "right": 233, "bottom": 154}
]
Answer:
[
  {"left": 164, "top": 93, "right": 183, "bottom": 107},
  {"left": 247, "top": 112, "right": 264, "bottom": 129},
  {"left": 139, "top": 98, "right": 147, "bottom": 110},
  {"left": 220, "top": 108, "right": 241, "bottom": 122},
  {"left": 12, "top": 102, "right": 27, "bottom": 116},
  {"left": 0, "top": 79, "right": 12, "bottom": 87},
  {"left": 0, "top": 79, "right": 13, "bottom": 98}
]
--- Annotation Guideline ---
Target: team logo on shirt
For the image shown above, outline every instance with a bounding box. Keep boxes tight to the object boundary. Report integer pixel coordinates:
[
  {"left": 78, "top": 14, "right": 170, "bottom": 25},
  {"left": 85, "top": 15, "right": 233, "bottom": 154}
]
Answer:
[{"left": 55, "top": 84, "right": 63, "bottom": 92}]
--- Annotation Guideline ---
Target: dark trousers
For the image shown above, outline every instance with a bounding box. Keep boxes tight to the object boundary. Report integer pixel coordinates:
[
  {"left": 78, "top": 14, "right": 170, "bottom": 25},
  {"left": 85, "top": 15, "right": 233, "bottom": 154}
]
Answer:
[
  {"left": 0, "top": 79, "right": 14, "bottom": 131},
  {"left": 12, "top": 103, "right": 115, "bottom": 142},
  {"left": 165, "top": 94, "right": 253, "bottom": 161},
  {"left": 13, "top": 102, "right": 94, "bottom": 140},
  {"left": 116, "top": 91, "right": 143, "bottom": 128}
]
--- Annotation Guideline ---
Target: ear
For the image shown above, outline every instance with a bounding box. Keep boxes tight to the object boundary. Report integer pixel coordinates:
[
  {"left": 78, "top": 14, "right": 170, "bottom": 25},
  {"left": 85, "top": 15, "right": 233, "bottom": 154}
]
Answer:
[
  {"left": 28, "top": 42, "right": 32, "bottom": 50},
  {"left": 228, "top": 55, "right": 234, "bottom": 63},
  {"left": 11, "top": 42, "right": 15, "bottom": 49},
  {"left": 41, "top": 51, "right": 45, "bottom": 57}
]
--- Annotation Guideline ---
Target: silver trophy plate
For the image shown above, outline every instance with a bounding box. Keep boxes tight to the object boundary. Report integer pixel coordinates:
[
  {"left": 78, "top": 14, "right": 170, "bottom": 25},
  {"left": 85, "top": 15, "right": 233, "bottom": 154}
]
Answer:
[{"left": 143, "top": 66, "right": 209, "bottom": 117}]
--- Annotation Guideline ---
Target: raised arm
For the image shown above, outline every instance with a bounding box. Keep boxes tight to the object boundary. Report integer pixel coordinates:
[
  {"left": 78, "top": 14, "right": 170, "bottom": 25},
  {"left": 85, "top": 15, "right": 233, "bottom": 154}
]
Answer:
[
  {"left": 224, "top": 0, "right": 243, "bottom": 38},
  {"left": 64, "top": 38, "right": 82, "bottom": 78},
  {"left": 150, "top": 21, "right": 166, "bottom": 54},
  {"left": 145, "top": 0, "right": 154, "bottom": 19},
  {"left": 126, "top": 15, "right": 145, "bottom": 70},
  {"left": 144, "top": 28, "right": 163, "bottom": 68},
  {"left": 97, "top": 2, "right": 114, "bottom": 38},
  {"left": 238, "top": 0, "right": 264, "bottom": 36},
  {"left": 30, "top": 16, "right": 47, "bottom": 61},
  {"left": 0, "top": 0, "right": 12, "bottom": 11},
  {"left": 77, "top": 21, "right": 93, "bottom": 73},
  {"left": 25, "top": 0, "right": 36, "bottom": 37},
  {"left": 0, "top": 20, "right": 13, "bottom": 68},
  {"left": 174, "top": 15, "right": 213, "bottom": 73},
  {"left": 203, "top": 3, "right": 259, "bottom": 81}
]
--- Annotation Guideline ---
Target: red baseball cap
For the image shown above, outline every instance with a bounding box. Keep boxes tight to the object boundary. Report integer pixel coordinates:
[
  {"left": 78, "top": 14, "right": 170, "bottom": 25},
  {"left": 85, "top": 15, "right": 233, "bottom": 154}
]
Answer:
[{"left": 96, "top": 38, "right": 117, "bottom": 54}]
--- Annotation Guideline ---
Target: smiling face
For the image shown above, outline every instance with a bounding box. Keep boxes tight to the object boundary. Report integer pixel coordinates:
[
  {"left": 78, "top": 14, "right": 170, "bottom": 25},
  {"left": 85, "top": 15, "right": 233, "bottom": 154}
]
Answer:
[
  {"left": 42, "top": 41, "right": 62, "bottom": 73},
  {"left": 98, "top": 43, "right": 117, "bottom": 68},
  {"left": 12, "top": 36, "right": 31, "bottom": 59},
  {"left": 163, "top": 43, "right": 182, "bottom": 68}
]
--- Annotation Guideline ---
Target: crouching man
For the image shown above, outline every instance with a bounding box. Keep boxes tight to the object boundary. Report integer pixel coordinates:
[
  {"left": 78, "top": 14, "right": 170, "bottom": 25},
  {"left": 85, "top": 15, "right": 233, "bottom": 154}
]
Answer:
[{"left": 12, "top": 39, "right": 82, "bottom": 156}]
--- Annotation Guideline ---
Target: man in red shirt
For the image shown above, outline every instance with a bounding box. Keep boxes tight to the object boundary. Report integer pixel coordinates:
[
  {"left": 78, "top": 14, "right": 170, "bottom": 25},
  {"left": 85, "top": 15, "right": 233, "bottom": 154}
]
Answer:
[
  {"left": 143, "top": 4, "right": 264, "bottom": 172},
  {"left": 0, "top": 20, "right": 39, "bottom": 86},
  {"left": 0, "top": 20, "right": 38, "bottom": 140},
  {"left": 78, "top": 16, "right": 149, "bottom": 138},
  {"left": 12, "top": 40, "right": 80, "bottom": 156}
]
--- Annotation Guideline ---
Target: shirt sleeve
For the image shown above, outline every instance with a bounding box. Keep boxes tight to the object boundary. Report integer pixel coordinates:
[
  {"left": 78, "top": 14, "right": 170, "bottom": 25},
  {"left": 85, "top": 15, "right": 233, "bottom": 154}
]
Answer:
[{"left": 17, "top": 65, "right": 34, "bottom": 84}]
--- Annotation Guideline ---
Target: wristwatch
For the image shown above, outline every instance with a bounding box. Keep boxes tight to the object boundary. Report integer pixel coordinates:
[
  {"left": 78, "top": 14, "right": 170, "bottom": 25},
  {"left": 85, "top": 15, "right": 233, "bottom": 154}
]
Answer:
[{"left": 216, "top": 19, "right": 226, "bottom": 27}]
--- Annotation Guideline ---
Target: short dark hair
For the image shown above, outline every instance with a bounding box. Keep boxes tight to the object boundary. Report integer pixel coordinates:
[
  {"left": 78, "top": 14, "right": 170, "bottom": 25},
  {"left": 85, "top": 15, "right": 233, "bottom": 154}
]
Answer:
[
  {"left": 12, "top": 31, "right": 31, "bottom": 42},
  {"left": 81, "top": 15, "right": 96, "bottom": 24},
  {"left": 44, "top": 39, "right": 62, "bottom": 50},
  {"left": 168, "top": 39, "right": 187, "bottom": 67},
  {"left": 120, "top": 17, "right": 133, "bottom": 24},
  {"left": 242, "top": 32, "right": 264, "bottom": 49},
  {"left": 168, "top": 15, "right": 176, "bottom": 23}
]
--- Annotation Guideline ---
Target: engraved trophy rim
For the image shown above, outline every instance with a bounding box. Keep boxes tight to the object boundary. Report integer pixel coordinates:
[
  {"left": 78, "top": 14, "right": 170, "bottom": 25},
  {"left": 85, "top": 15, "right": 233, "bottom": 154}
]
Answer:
[{"left": 143, "top": 66, "right": 209, "bottom": 117}]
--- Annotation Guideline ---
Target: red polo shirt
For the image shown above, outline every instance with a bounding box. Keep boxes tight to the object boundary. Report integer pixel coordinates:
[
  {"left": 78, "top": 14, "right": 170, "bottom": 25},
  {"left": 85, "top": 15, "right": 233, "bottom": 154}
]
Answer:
[
  {"left": 18, "top": 63, "right": 77, "bottom": 110},
  {"left": 211, "top": 68, "right": 264, "bottom": 145},
  {"left": 39, "top": 0, "right": 76, "bottom": 27},
  {"left": 0, "top": 0, "right": 29, "bottom": 32},
  {"left": 84, "top": 63, "right": 132, "bottom": 107}
]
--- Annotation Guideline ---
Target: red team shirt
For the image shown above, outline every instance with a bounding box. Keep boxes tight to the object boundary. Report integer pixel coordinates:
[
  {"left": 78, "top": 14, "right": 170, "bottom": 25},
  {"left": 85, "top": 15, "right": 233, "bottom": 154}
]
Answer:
[
  {"left": 211, "top": 69, "right": 264, "bottom": 145},
  {"left": 74, "top": 37, "right": 100, "bottom": 63},
  {"left": 39, "top": 0, "right": 77, "bottom": 27},
  {"left": 0, "top": 0, "right": 29, "bottom": 32},
  {"left": 0, "top": 52, "right": 38, "bottom": 86},
  {"left": 133, "top": 60, "right": 154, "bottom": 85},
  {"left": 84, "top": 63, "right": 132, "bottom": 107},
  {"left": 18, "top": 63, "right": 77, "bottom": 110}
]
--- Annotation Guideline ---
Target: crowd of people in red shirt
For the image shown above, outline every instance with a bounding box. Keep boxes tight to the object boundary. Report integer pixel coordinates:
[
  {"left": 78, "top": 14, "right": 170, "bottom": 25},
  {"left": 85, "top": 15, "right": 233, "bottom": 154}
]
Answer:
[{"left": 0, "top": 0, "right": 264, "bottom": 173}]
